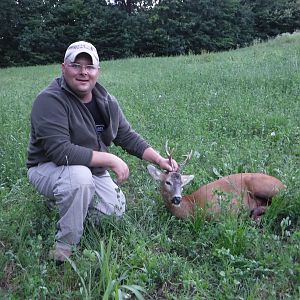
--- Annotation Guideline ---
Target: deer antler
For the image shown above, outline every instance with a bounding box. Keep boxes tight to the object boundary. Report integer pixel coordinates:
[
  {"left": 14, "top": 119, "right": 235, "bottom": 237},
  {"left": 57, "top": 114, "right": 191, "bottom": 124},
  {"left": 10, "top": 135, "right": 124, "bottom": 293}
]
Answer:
[
  {"left": 165, "top": 141, "right": 192, "bottom": 172},
  {"left": 165, "top": 140, "right": 174, "bottom": 170},
  {"left": 178, "top": 150, "right": 193, "bottom": 172}
]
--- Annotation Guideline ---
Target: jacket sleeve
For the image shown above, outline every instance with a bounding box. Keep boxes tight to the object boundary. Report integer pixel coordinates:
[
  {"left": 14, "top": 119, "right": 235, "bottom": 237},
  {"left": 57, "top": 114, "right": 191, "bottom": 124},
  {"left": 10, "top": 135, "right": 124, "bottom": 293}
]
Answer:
[
  {"left": 112, "top": 102, "right": 150, "bottom": 159},
  {"left": 30, "top": 92, "right": 93, "bottom": 166}
]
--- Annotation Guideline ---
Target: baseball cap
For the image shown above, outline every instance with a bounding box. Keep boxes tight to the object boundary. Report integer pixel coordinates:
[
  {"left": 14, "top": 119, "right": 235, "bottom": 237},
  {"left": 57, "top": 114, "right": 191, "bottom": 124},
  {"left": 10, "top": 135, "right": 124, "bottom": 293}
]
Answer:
[{"left": 64, "top": 41, "right": 99, "bottom": 65}]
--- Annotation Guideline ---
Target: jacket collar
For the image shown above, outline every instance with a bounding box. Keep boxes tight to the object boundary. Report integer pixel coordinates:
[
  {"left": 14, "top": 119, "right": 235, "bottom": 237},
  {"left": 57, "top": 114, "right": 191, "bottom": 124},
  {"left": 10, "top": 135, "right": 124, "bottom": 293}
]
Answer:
[{"left": 59, "top": 76, "right": 110, "bottom": 125}]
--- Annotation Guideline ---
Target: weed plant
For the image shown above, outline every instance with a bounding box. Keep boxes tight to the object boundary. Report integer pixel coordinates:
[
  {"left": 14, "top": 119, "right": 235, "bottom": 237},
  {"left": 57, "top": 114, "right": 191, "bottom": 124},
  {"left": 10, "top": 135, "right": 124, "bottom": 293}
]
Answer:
[{"left": 0, "top": 33, "right": 299, "bottom": 299}]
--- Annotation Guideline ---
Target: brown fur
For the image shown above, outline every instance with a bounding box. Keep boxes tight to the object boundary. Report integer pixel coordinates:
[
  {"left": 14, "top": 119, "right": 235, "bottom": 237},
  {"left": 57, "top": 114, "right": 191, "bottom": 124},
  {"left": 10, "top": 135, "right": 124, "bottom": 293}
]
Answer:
[{"left": 147, "top": 166, "right": 285, "bottom": 220}]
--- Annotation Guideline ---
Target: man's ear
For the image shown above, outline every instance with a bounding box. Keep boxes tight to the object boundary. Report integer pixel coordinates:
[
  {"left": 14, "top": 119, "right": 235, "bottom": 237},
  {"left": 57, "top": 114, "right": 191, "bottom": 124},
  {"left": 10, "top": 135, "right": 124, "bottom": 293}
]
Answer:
[
  {"left": 61, "top": 63, "right": 66, "bottom": 75},
  {"left": 147, "top": 165, "right": 163, "bottom": 181},
  {"left": 181, "top": 175, "right": 194, "bottom": 186}
]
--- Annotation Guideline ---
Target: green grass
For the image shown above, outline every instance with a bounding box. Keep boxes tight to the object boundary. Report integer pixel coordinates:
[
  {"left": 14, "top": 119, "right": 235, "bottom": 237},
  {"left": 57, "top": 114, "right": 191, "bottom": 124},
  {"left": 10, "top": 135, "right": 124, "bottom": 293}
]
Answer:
[{"left": 1, "top": 32, "right": 300, "bottom": 299}]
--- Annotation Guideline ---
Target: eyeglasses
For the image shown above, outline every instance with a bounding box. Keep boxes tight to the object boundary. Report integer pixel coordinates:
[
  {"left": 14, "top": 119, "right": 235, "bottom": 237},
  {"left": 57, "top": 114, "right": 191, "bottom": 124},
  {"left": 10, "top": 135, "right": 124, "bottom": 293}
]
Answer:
[{"left": 67, "top": 63, "right": 99, "bottom": 73}]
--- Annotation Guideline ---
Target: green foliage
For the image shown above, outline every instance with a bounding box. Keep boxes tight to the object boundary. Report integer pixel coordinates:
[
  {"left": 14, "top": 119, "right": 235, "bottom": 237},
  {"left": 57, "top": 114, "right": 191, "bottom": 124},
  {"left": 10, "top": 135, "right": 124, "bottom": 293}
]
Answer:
[
  {"left": 250, "top": 0, "right": 300, "bottom": 38},
  {"left": 1, "top": 0, "right": 300, "bottom": 67},
  {"left": 0, "top": 33, "right": 300, "bottom": 298}
]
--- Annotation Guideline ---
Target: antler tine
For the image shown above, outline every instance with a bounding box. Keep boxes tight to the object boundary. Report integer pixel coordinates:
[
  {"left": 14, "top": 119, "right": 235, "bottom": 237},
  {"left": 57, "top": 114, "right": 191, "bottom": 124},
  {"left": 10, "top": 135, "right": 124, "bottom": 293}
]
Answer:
[
  {"left": 178, "top": 150, "right": 193, "bottom": 172},
  {"left": 165, "top": 140, "right": 174, "bottom": 170}
]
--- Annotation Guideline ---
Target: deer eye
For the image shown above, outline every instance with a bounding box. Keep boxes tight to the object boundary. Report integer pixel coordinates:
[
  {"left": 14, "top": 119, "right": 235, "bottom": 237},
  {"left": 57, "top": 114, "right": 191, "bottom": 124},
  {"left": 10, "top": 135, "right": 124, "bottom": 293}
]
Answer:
[{"left": 165, "top": 181, "right": 171, "bottom": 186}]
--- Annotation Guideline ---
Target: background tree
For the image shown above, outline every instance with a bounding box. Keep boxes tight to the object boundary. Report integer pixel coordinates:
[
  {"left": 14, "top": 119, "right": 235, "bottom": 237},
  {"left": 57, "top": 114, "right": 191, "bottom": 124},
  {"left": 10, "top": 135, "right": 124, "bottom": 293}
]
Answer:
[
  {"left": 1, "top": 0, "right": 300, "bottom": 67},
  {"left": 17, "top": 0, "right": 60, "bottom": 65},
  {"left": 234, "top": 0, "right": 255, "bottom": 47},
  {"left": 250, "top": 0, "right": 300, "bottom": 39},
  {"left": 108, "top": 0, "right": 159, "bottom": 14},
  {"left": 0, "top": 0, "right": 22, "bottom": 67},
  {"left": 84, "top": 1, "right": 132, "bottom": 59}
]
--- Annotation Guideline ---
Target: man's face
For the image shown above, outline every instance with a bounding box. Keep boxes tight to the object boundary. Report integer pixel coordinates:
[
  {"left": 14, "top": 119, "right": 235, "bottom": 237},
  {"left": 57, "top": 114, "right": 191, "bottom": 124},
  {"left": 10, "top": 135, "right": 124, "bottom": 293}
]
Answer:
[{"left": 62, "top": 53, "right": 100, "bottom": 102}]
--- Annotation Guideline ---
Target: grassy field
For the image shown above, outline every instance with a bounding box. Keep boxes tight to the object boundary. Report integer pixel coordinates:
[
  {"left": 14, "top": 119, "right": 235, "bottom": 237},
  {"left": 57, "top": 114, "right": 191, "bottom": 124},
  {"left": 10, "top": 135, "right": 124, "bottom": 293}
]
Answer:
[{"left": 0, "top": 33, "right": 299, "bottom": 299}]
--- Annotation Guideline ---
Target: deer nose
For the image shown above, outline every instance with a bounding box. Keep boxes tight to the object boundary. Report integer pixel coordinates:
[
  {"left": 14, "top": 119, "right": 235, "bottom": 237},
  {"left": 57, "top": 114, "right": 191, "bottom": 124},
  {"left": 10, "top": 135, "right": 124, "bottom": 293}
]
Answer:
[{"left": 172, "top": 196, "right": 181, "bottom": 205}]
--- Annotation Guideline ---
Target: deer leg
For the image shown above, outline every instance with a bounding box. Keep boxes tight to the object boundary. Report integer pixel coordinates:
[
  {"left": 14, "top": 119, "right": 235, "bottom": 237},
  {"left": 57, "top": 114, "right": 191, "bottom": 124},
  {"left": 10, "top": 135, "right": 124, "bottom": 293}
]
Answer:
[{"left": 246, "top": 176, "right": 284, "bottom": 201}]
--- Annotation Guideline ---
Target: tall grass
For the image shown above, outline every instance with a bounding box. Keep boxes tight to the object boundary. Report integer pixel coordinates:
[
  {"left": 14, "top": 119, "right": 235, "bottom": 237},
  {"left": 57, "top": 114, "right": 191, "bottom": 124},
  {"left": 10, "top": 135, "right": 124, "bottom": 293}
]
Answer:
[{"left": 0, "top": 33, "right": 299, "bottom": 299}]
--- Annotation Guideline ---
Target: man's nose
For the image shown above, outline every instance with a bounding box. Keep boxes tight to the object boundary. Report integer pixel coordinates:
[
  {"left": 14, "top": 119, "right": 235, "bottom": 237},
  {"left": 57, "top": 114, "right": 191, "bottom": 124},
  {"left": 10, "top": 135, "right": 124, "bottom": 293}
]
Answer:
[{"left": 80, "top": 66, "right": 88, "bottom": 74}]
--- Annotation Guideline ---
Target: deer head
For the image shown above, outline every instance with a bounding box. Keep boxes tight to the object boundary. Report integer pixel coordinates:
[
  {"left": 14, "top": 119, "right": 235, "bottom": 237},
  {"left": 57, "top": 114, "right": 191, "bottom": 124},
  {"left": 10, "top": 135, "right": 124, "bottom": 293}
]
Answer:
[
  {"left": 147, "top": 165, "right": 194, "bottom": 206},
  {"left": 147, "top": 142, "right": 194, "bottom": 206}
]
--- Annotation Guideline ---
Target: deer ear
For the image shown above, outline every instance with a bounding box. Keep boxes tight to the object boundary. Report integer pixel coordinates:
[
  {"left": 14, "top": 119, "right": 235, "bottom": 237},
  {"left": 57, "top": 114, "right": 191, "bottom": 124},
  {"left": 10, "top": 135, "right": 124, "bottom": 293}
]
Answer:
[
  {"left": 181, "top": 175, "right": 194, "bottom": 186},
  {"left": 147, "top": 164, "right": 163, "bottom": 181}
]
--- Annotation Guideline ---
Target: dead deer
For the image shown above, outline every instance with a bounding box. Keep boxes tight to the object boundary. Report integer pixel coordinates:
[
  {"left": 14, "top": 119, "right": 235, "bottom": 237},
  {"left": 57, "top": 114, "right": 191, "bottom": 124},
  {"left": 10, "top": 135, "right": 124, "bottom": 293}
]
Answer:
[{"left": 147, "top": 143, "right": 285, "bottom": 220}]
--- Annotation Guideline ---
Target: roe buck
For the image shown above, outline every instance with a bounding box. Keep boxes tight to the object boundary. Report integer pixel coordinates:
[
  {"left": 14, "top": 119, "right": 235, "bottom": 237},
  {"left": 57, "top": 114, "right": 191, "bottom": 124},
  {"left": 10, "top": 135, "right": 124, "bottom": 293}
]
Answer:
[{"left": 147, "top": 143, "right": 285, "bottom": 220}]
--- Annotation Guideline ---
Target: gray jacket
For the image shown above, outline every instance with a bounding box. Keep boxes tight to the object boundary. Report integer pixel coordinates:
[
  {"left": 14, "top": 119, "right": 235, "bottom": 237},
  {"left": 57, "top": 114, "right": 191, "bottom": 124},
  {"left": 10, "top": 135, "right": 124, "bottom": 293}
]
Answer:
[{"left": 27, "top": 76, "right": 150, "bottom": 175}]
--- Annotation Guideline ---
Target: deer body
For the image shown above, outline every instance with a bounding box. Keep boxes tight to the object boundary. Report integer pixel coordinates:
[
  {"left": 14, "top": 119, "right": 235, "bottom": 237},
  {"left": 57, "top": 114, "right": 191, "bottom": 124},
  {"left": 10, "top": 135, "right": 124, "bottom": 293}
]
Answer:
[{"left": 148, "top": 166, "right": 285, "bottom": 220}]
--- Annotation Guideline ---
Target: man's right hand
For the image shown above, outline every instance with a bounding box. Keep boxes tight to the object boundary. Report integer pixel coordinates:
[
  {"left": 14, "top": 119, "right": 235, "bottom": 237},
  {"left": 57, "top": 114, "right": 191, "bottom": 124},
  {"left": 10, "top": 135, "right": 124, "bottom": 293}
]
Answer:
[{"left": 90, "top": 151, "right": 129, "bottom": 184}]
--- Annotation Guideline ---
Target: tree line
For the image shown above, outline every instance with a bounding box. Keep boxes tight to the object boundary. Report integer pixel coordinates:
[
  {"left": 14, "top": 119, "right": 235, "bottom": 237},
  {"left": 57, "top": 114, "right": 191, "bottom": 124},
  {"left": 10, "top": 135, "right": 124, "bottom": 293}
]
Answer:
[{"left": 1, "top": 0, "right": 300, "bottom": 68}]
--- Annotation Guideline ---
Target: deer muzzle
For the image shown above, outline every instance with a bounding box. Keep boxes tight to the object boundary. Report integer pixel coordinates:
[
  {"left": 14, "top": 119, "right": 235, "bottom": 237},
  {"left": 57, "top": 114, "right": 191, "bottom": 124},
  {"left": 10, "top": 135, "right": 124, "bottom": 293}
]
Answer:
[{"left": 172, "top": 196, "right": 182, "bottom": 206}]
